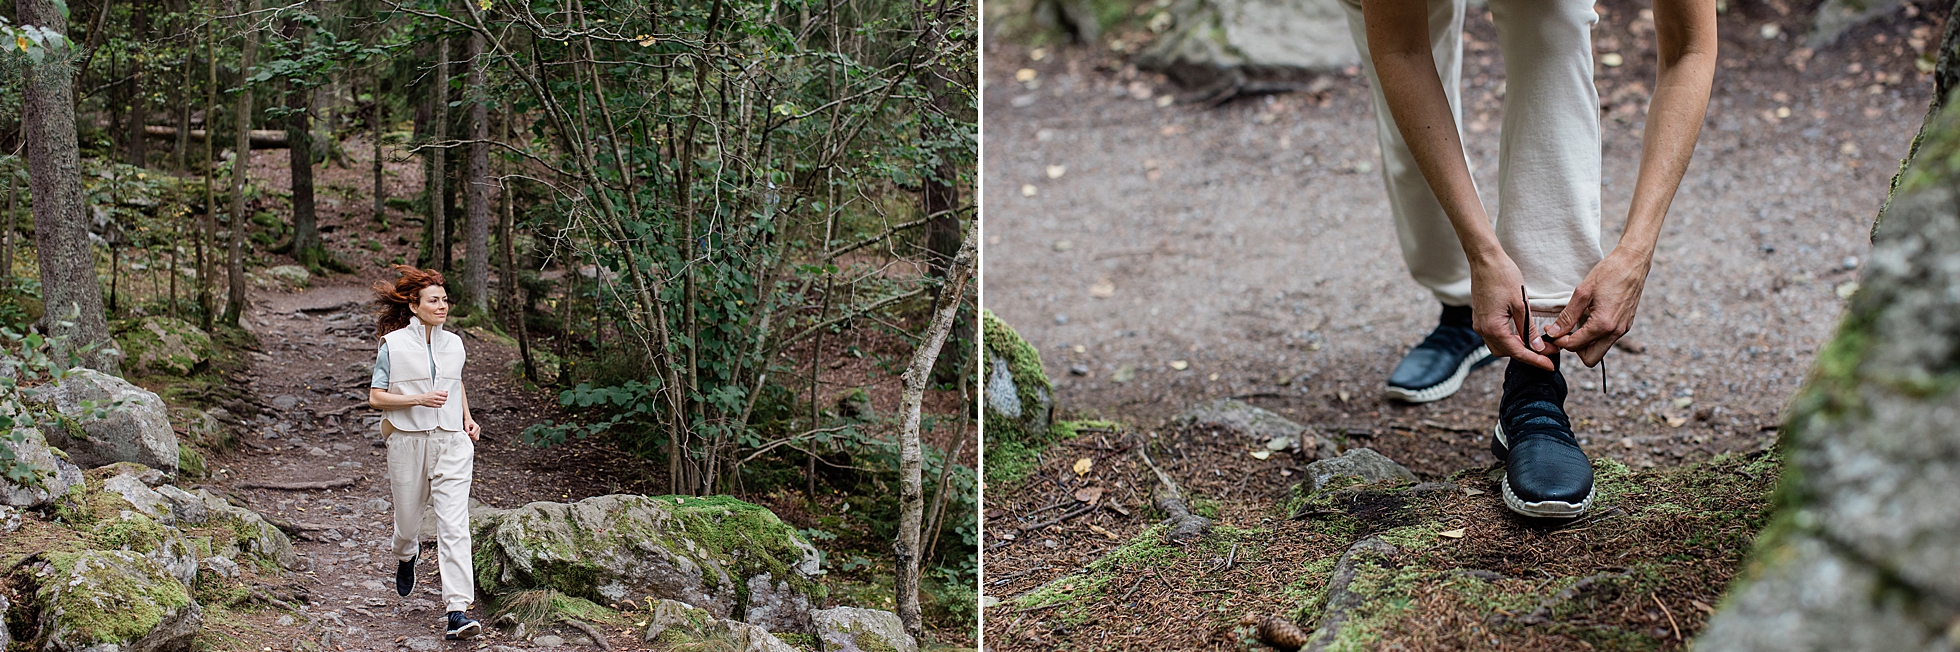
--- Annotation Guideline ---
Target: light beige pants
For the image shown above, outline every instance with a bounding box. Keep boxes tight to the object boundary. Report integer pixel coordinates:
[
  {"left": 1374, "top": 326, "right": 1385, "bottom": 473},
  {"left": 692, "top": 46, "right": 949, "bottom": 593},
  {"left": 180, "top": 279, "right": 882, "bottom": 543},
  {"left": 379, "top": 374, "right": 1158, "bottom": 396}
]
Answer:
[
  {"left": 386, "top": 428, "right": 475, "bottom": 613},
  {"left": 1339, "top": 0, "right": 1604, "bottom": 315}
]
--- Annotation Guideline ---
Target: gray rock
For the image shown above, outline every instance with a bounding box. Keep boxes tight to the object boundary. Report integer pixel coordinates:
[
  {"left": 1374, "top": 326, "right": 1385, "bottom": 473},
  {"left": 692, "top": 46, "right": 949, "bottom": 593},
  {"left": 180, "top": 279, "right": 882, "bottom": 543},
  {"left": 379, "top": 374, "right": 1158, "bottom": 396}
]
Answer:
[
  {"left": 191, "top": 488, "right": 299, "bottom": 569},
  {"left": 811, "top": 607, "right": 918, "bottom": 652},
  {"left": 1138, "top": 0, "right": 1358, "bottom": 91},
  {"left": 104, "top": 471, "right": 176, "bottom": 526},
  {"left": 1296, "top": 448, "right": 1415, "bottom": 494},
  {"left": 1697, "top": 98, "right": 1960, "bottom": 649},
  {"left": 981, "top": 311, "right": 1054, "bottom": 444},
  {"left": 35, "top": 549, "right": 202, "bottom": 652},
  {"left": 27, "top": 368, "right": 181, "bottom": 478},
  {"left": 641, "top": 600, "right": 797, "bottom": 652},
  {"left": 532, "top": 635, "right": 563, "bottom": 648},
  {"left": 267, "top": 264, "right": 311, "bottom": 288},
  {"left": 404, "top": 636, "right": 444, "bottom": 651},
  {"left": 477, "top": 495, "right": 820, "bottom": 632},
  {"left": 363, "top": 497, "right": 392, "bottom": 513},
  {"left": 155, "top": 484, "right": 209, "bottom": 525},
  {"left": 0, "top": 505, "right": 19, "bottom": 533},
  {"left": 200, "top": 555, "right": 240, "bottom": 579},
  {"left": 1, "top": 426, "right": 85, "bottom": 508},
  {"left": 0, "top": 594, "right": 10, "bottom": 650},
  {"left": 1807, "top": 0, "right": 1905, "bottom": 47}
]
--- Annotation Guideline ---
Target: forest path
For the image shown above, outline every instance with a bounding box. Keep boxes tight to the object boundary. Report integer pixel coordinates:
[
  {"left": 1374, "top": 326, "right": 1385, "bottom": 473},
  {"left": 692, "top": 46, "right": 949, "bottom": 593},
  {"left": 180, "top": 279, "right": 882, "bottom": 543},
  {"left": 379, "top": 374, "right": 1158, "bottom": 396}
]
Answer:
[
  {"left": 202, "top": 278, "right": 662, "bottom": 651},
  {"left": 982, "top": 0, "right": 1950, "bottom": 476}
]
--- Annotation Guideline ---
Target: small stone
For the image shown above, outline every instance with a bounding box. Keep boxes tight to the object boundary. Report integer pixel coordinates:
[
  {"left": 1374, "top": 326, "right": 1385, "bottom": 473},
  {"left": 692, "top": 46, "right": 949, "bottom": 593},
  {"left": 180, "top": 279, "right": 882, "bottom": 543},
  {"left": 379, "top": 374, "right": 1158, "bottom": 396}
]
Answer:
[
  {"left": 1842, "top": 256, "right": 1860, "bottom": 270},
  {"left": 1054, "top": 313, "right": 1069, "bottom": 325},
  {"left": 1069, "top": 364, "right": 1090, "bottom": 376},
  {"left": 1600, "top": 52, "right": 1624, "bottom": 67},
  {"left": 404, "top": 637, "right": 442, "bottom": 651},
  {"left": 533, "top": 634, "right": 564, "bottom": 648},
  {"left": 1759, "top": 23, "right": 1780, "bottom": 39},
  {"left": 309, "top": 447, "right": 330, "bottom": 457},
  {"left": 276, "top": 615, "right": 295, "bottom": 626},
  {"left": 363, "top": 498, "right": 391, "bottom": 513},
  {"left": 1020, "top": 184, "right": 1038, "bottom": 197},
  {"left": 272, "top": 395, "right": 301, "bottom": 410},
  {"left": 1110, "top": 365, "right": 1136, "bottom": 384}
]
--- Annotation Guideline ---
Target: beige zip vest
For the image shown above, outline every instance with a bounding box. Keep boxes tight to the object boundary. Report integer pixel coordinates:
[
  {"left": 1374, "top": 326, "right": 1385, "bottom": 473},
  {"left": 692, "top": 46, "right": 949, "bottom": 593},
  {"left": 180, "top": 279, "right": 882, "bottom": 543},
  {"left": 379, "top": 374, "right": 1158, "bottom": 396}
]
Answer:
[{"left": 379, "top": 318, "right": 467, "bottom": 435}]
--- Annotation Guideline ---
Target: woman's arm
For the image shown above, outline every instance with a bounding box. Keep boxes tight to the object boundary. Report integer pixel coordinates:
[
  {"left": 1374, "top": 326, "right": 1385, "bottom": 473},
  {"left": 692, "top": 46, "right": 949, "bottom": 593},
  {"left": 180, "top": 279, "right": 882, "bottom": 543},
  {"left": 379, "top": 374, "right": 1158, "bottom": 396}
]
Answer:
[
  {"left": 1546, "top": 0, "right": 1718, "bottom": 364},
  {"left": 370, "top": 387, "right": 445, "bottom": 410},
  {"left": 457, "top": 382, "right": 480, "bottom": 441}
]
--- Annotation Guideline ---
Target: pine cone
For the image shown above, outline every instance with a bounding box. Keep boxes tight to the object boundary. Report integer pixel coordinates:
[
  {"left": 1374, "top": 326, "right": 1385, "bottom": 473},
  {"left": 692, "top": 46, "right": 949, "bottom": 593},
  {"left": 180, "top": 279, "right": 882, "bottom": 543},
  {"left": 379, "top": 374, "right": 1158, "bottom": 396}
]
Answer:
[{"left": 1241, "top": 613, "right": 1309, "bottom": 651}]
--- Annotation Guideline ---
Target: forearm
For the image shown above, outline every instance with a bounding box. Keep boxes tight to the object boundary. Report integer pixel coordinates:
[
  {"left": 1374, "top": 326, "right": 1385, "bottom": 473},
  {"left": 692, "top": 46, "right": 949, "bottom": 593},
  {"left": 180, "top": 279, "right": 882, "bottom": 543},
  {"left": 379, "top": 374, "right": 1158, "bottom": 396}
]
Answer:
[
  {"left": 369, "top": 388, "right": 421, "bottom": 410},
  {"left": 1364, "top": 0, "right": 1502, "bottom": 263},
  {"left": 1620, "top": 0, "right": 1718, "bottom": 259}
]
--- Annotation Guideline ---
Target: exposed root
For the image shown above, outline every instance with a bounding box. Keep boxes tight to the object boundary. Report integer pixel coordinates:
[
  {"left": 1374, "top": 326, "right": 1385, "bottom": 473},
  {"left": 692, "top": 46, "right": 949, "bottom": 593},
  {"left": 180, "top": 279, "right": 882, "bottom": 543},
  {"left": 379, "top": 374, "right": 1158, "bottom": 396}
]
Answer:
[
  {"left": 1302, "top": 537, "right": 1400, "bottom": 652},
  {"left": 563, "top": 617, "right": 612, "bottom": 651},
  {"left": 1515, "top": 572, "right": 1626, "bottom": 625},
  {"left": 1137, "top": 443, "right": 1210, "bottom": 543}
]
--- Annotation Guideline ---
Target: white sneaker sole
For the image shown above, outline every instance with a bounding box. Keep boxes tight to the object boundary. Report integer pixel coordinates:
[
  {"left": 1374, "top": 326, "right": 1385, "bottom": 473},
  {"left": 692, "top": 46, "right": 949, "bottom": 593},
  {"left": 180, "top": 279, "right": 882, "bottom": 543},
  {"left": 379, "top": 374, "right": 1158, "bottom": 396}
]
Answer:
[
  {"left": 446, "top": 622, "right": 482, "bottom": 640},
  {"left": 1384, "top": 345, "right": 1491, "bottom": 404},
  {"left": 1492, "top": 423, "right": 1595, "bottom": 518}
]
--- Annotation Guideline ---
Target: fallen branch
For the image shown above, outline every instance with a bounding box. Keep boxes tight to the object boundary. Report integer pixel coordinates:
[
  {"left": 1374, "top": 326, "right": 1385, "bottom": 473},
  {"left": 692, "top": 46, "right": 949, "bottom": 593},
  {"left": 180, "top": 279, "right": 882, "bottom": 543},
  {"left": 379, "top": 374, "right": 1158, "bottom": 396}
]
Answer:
[
  {"left": 242, "top": 478, "right": 357, "bottom": 491},
  {"left": 1021, "top": 504, "right": 1095, "bottom": 533},
  {"left": 1137, "top": 443, "right": 1210, "bottom": 543},
  {"left": 1300, "top": 537, "right": 1400, "bottom": 652},
  {"left": 561, "top": 618, "right": 612, "bottom": 651}
]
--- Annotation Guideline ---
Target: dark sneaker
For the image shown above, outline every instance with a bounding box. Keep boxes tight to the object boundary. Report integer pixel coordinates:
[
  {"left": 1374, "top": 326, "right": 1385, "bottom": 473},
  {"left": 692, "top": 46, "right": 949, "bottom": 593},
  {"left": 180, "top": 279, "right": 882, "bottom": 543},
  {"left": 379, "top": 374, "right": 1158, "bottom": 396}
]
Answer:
[
  {"left": 1490, "top": 355, "right": 1594, "bottom": 518},
  {"left": 445, "top": 611, "right": 482, "bottom": 640},
  {"left": 1385, "top": 304, "right": 1494, "bottom": 403},
  {"left": 395, "top": 558, "right": 415, "bottom": 597}
]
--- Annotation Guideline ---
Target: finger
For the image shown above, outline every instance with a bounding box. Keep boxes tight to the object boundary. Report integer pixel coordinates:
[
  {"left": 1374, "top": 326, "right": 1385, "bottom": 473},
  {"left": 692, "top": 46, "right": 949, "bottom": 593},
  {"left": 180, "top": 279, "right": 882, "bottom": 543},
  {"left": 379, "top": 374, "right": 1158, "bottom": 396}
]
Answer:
[
  {"left": 1481, "top": 324, "right": 1557, "bottom": 370},
  {"left": 1553, "top": 311, "right": 1618, "bottom": 352},
  {"left": 1547, "top": 289, "right": 1593, "bottom": 340},
  {"left": 1579, "top": 339, "right": 1611, "bottom": 367},
  {"left": 1512, "top": 294, "right": 1543, "bottom": 353}
]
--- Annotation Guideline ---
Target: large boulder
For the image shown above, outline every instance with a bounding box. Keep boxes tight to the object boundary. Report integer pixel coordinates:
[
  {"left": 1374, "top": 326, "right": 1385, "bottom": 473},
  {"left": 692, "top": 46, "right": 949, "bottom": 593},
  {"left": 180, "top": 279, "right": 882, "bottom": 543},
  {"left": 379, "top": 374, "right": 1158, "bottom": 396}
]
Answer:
[
  {"left": 1137, "top": 0, "right": 1359, "bottom": 92},
  {"left": 1695, "top": 79, "right": 1960, "bottom": 650},
  {"left": 475, "top": 494, "right": 822, "bottom": 633},
  {"left": 641, "top": 599, "right": 799, "bottom": 652},
  {"left": 27, "top": 368, "right": 181, "bottom": 478},
  {"left": 32, "top": 549, "right": 202, "bottom": 652},
  {"left": 0, "top": 594, "right": 10, "bottom": 649},
  {"left": 982, "top": 310, "right": 1053, "bottom": 446},
  {"left": 810, "top": 607, "right": 917, "bottom": 652},
  {"left": 2, "top": 426, "right": 86, "bottom": 508},
  {"left": 114, "top": 317, "right": 211, "bottom": 377},
  {"left": 186, "top": 488, "right": 298, "bottom": 569}
]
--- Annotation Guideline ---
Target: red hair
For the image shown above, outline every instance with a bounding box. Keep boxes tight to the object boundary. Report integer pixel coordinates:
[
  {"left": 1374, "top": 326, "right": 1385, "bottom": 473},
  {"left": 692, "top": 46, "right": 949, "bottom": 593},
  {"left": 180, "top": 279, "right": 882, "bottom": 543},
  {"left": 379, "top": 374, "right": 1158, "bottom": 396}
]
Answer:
[{"left": 371, "top": 265, "right": 446, "bottom": 337}]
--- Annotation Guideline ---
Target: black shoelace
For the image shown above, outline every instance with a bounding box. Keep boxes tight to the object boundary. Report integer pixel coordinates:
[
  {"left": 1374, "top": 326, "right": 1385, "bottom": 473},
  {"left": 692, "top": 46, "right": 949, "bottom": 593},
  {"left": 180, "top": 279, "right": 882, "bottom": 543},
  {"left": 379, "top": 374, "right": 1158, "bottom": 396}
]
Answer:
[{"left": 1524, "top": 286, "right": 1606, "bottom": 396}]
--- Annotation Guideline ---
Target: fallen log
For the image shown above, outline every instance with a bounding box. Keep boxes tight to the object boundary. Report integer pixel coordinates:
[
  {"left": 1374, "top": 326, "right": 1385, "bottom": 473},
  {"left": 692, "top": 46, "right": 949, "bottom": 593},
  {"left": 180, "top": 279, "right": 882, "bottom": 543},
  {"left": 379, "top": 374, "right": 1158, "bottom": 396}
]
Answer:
[{"left": 143, "top": 124, "right": 288, "bottom": 149}]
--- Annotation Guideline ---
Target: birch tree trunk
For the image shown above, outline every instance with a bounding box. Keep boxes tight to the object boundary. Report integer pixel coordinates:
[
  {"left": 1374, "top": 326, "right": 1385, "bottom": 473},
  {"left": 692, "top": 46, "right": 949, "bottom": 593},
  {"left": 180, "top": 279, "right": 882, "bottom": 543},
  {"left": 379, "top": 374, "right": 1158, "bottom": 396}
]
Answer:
[
  {"left": 18, "top": 0, "right": 122, "bottom": 374},
  {"left": 895, "top": 219, "right": 977, "bottom": 638},
  {"left": 427, "top": 37, "right": 449, "bottom": 272}
]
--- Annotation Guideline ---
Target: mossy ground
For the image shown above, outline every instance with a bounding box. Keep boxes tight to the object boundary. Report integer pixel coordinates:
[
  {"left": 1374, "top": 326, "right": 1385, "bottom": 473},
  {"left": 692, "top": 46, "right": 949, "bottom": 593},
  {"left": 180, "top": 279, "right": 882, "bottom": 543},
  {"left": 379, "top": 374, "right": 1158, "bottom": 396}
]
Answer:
[
  {"left": 984, "top": 420, "right": 1779, "bottom": 651},
  {"left": 984, "top": 419, "right": 1117, "bottom": 487}
]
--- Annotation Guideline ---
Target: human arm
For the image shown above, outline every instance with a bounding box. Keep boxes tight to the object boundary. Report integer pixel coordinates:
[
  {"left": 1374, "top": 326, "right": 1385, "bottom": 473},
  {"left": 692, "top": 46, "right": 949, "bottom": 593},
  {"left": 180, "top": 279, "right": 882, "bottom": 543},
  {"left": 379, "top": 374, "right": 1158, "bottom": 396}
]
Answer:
[
  {"left": 1546, "top": 0, "right": 1718, "bottom": 365},
  {"left": 368, "top": 343, "right": 450, "bottom": 410},
  {"left": 1361, "top": 0, "right": 1554, "bottom": 369},
  {"left": 458, "top": 382, "right": 479, "bottom": 441}
]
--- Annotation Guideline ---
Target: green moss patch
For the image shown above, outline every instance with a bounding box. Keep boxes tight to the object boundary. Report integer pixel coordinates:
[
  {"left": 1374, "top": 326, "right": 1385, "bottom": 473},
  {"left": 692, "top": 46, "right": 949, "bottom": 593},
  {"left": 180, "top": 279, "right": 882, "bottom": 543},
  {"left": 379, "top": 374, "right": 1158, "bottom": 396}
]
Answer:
[{"left": 37, "top": 550, "right": 193, "bottom": 648}]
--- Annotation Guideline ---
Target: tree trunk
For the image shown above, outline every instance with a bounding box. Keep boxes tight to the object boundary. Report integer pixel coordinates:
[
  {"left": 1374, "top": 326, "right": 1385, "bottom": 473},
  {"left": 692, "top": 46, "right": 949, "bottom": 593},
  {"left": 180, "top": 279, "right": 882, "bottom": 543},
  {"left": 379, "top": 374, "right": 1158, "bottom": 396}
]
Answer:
[
  {"left": 18, "top": 0, "right": 121, "bottom": 374},
  {"left": 285, "top": 21, "right": 321, "bottom": 269},
  {"left": 199, "top": 0, "right": 218, "bottom": 331},
  {"left": 428, "top": 37, "right": 449, "bottom": 272},
  {"left": 498, "top": 113, "right": 535, "bottom": 380},
  {"left": 221, "top": 0, "right": 260, "bottom": 327},
  {"left": 125, "top": 2, "right": 149, "bottom": 168},
  {"left": 1696, "top": 23, "right": 1960, "bottom": 648},
  {"left": 372, "top": 72, "right": 386, "bottom": 222},
  {"left": 464, "top": 29, "right": 490, "bottom": 311},
  {"left": 3, "top": 164, "right": 16, "bottom": 293},
  {"left": 894, "top": 219, "right": 977, "bottom": 638}
]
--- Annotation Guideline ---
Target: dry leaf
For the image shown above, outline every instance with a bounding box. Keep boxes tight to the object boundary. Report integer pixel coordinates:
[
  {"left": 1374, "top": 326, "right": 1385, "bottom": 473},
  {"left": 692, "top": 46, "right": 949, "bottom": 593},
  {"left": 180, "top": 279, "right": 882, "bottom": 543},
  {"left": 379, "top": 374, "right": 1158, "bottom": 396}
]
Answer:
[
  {"left": 1046, "top": 164, "right": 1067, "bottom": 179},
  {"left": 1089, "top": 279, "right": 1116, "bottom": 298},
  {"left": 1666, "top": 416, "right": 1688, "bottom": 428},
  {"left": 1020, "top": 184, "right": 1038, "bottom": 197},
  {"left": 1169, "top": 360, "right": 1189, "bottom": 370},
  {"left": 1439, "top": 528, "right": 1466, "bottom": 539},
  {"left": 1337, "top": 390, "right": 1351, "bottom": 403},
  {"left": 1464, "top": 488, "right": 1487, "bottom": 496},
  {"left": 1691, "top": 599, "right": 1715, "bottom": 613},
  {"left": 1089, "top": 524, "right": 1120, "bottom": 540},
  {"left": 1074, "top": 487, "right": 1105, "bottom": 504},
  {"left": 1015, "top": 68, "right": 1038, "bottom": 82},
  {"left": 1073, "top": 458, "right": 1094, "bottom": 476},
  {"left": 1250, "top": 450, "right": 1273, "bottom": 460}
]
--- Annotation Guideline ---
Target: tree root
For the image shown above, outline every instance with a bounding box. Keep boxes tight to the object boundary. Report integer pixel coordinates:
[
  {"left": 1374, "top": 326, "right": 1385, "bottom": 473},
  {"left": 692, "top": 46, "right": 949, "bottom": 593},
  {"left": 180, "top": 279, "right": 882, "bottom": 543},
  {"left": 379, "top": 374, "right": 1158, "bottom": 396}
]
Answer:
[
  {"left": 1136, "top": 443, "right": 1209, "bottom": 543},
  {"left": 561, "top": 617, "right": 612, "bottom": 651},
  {"left": 1299, "top": 537, "right": 1400, "bottom": 652}
]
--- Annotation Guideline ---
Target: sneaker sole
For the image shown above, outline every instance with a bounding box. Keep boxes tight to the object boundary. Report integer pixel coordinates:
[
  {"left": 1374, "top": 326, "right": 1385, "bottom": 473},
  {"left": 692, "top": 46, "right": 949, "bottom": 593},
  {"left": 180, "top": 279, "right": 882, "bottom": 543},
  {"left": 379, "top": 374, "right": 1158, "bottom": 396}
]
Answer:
[
  {"left": 1384, "top": 345, "right": 1492, "bottom": 404},
  {"left": 1491, "top": 423, "right": 1595, "bottom": 518},
  {"left": 446, "top": 622, "right": 482, "bottom": 640}
]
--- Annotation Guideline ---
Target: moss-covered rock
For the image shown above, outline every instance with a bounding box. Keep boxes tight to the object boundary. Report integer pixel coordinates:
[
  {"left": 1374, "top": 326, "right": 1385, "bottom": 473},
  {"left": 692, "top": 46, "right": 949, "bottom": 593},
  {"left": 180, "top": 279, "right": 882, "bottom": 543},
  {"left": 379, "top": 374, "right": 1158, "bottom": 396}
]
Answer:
[
  {"left": 641, "top": 599, "right": 801, "bottom": 652},
  {"left": 33, "top": 549, "right": 201, "bottom": 652},
  {"left": 114, "top": 317, "right": 212, "bottom": 377},
  {"left": 27, "top": 367, "right": 182, "bottom": 478},
  {"left": 981, "top": 310, "right": 1053, "bottom": 446},
  {"left": 1, "top": 425, "right": 85, "bottom": 509},
  {"left": 810, "top": 607, "right": 917, "bottom": 652},
  {"left": 475, "top": 494, "right": 822, "bottom": 634}
]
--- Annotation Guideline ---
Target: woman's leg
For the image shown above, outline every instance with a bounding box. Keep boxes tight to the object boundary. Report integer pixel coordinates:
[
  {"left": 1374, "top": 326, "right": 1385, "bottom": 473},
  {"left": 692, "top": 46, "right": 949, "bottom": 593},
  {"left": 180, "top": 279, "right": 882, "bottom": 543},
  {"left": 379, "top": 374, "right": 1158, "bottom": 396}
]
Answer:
[
  {"left": 427, "top": 431, "right": 476, "bottom": 613},
  {"left": 1489, "top": 0, "right": 1604, "bottom": 322},
  {"left": 386, "top": 431, "right": 432, "bottom": 565}
]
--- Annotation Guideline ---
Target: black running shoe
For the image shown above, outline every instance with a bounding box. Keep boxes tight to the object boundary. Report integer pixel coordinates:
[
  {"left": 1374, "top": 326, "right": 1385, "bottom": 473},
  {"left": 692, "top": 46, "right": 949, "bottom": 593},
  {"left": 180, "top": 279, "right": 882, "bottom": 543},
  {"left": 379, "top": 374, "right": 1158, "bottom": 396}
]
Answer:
[
  {"left": 1490, "top": 355, "right": 1594, "bottom": 518},
  {"left": 395, "top": 557, "right": 415, "bottom": 597},
  {"left": 1385, "top": 304, "right": 1495, "bottom": 403},
  {"left": 445, "top": 611, "right": 482, "bottom": 640}
]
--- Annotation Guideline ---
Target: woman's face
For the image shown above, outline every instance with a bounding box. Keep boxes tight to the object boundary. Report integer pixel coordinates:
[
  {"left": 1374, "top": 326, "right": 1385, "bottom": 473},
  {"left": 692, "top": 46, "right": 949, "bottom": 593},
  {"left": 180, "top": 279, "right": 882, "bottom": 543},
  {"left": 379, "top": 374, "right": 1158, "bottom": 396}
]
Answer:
[{"left": 410, "top": 285, "right": 450, "bottom": 326}]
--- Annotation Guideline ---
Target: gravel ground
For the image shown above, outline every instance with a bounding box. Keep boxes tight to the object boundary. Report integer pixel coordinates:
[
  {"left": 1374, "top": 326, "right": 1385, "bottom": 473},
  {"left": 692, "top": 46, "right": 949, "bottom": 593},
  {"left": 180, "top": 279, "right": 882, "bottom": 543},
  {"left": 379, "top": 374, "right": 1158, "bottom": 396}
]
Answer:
[{"left": 981, "top": 0, "right": 1948, "bottom": 476}]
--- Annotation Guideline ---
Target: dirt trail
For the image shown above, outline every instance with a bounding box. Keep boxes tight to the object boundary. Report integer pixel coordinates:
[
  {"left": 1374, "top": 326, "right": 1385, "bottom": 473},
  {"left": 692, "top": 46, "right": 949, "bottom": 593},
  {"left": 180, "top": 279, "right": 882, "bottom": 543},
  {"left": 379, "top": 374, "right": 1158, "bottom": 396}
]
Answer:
[{"left": 201, "top": 278, "right": 662, "bottom": 650}]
